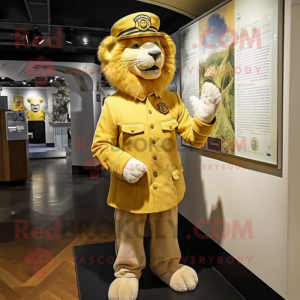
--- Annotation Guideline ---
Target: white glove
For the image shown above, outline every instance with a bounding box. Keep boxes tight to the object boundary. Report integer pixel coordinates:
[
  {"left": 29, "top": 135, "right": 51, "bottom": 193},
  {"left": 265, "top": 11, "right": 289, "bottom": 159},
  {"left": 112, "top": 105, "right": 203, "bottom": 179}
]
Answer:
[
  {"left": 190, "top": 82, "right": 222, "bottom": 124},
  {"left": 123, "top": 158, "right": 147, "bottom": 183}
]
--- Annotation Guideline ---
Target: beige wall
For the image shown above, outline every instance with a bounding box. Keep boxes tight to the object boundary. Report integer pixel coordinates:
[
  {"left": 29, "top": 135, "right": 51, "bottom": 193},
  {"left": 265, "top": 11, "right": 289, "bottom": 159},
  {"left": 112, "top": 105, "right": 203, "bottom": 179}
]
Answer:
[
  {"left": 288, "top": 1, "right": 300, "bottom": 299},
  {"left": 178, "top": 1, "right": 294, "bottom": 298}
]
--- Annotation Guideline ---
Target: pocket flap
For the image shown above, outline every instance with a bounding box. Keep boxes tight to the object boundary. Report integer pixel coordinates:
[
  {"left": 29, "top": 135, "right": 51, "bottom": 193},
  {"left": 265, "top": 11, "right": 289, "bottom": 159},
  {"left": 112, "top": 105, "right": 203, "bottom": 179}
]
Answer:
[
  {"left": 122, "top": 124, "right": 144, "bottom": 134},
  {"left": 172, "top": 169, "right": 180, "bottom": 180},
  {"left": 160, "top": 119, "right": 178, "bottom": 131}
]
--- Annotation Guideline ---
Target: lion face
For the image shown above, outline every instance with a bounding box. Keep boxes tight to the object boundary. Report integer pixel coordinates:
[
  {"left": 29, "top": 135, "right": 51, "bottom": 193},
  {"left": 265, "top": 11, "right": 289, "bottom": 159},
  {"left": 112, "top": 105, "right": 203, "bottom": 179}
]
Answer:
[
  {"left": 14, "top": 96, "right": 23, "bottom": 107},
  {"left": 31, "top": 104, "right": 40, "bottom": 112},
  {"left": 121, "top": 40, "right": 164, "bottom": 80},
  {"left": 98, "top": 35, "right": 176, "bottom": 100}
]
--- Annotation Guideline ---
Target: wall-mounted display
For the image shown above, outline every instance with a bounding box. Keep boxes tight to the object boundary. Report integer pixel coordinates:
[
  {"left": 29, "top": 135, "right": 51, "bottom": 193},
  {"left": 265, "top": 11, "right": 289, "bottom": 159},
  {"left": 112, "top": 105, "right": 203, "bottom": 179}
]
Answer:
[
  {"left": 1, "top": 88, "right": 49, "bottom": 145},
  {"left": 2, "top": 88, "right": 48, "bottom": 114},
  {"left": 5, "top": 111, "right": 28, "bottom": 141},
  {"left": 12, "top": 93, "right": 27, "bottom": 111},
  {"left": 180, "top": 0, "right": 283, "bottom": 167},
  {"left": 52, "top": 86, "right": 71, "bottom": 122},
  {"left": 26, "top": 97, "right": 45, "bottom": 121}
]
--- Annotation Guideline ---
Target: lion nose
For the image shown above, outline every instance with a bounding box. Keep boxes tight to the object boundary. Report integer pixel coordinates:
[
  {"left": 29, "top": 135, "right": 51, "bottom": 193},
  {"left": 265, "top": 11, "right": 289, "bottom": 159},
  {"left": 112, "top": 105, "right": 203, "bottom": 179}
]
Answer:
[{"left": 148, "top": 50, "right": 161, "bottom": 60}]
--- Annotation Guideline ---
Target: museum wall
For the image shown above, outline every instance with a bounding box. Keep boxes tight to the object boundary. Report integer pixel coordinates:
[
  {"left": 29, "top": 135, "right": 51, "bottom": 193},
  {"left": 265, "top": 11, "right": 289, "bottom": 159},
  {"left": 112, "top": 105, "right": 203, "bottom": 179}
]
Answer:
[
  {"left": 178, "top": 1, "right": 292, "bottom": 298},
  {"left": 52, "top": 63, "right": 101, "bottom": 168},
  {"left": 1, "top": 86, "right": 63, "bottom": 145},
  {"left": 40, "top": 63, "right": 100, "bottom": 167},
  {"left": 287, "top": 1, "right": 300, "bottom": 299},
  {"left": 1, "top": 87, "right": 55, "bottom": 144},
  {"left": 0, "top": 61, "right": 101, "bottom": 167},
  {"left": 70, "top": 90, "right": 96, "bottom": 166},
  {"left": 1, "top": 88, "right": 48, "bottom": 112},
  {"left": 45, "top": 86, "right": 57, "bottom": 144}
]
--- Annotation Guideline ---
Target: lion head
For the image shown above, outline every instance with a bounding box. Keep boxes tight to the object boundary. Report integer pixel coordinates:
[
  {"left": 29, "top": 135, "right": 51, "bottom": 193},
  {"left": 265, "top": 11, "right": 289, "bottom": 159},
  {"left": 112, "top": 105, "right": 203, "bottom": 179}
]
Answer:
[
  {"left": 98, "top": 34, "right": 176, "bottom": 100},
  {"left": 12, "top": 94, "right": 27, "bottom": 111}
]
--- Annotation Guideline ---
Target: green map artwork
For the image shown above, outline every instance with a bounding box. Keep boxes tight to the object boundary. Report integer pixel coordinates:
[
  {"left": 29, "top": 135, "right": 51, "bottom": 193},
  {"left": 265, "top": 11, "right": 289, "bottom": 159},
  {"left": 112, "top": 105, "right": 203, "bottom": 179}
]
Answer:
[
  {"left": 200, "top": 44, "right": 235, "bottom": 154},
  {"left": 198, "top": 1, "right": 235, "bottom": 155}
]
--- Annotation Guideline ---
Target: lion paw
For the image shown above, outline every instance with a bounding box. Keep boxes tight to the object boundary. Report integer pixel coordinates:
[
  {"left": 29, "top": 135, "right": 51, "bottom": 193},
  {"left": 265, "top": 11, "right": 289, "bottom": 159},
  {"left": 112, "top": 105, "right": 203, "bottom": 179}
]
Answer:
[
  {"left": 108, "top": 278, "right": 139, "bottom": 300},
  {"left": 159, "top": 264, "right": 198, "bottom": 292}
]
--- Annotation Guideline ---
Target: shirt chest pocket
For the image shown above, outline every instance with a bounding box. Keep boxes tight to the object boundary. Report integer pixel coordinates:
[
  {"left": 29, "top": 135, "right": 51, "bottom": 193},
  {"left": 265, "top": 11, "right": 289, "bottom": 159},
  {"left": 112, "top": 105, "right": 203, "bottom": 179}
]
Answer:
[
  {"left": 120, "top": 123, "right": 145, "bottom": 150},
  {"left": 160, "top": 119, "right": 178, "bottom": 132}
]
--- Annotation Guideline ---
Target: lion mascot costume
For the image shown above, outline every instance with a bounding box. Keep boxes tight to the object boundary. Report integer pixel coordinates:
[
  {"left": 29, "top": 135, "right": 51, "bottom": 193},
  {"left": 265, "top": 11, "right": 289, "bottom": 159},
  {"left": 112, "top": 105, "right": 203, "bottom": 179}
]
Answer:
[{"left": 92, "top": 12, "right": 221, "bottom": 300}]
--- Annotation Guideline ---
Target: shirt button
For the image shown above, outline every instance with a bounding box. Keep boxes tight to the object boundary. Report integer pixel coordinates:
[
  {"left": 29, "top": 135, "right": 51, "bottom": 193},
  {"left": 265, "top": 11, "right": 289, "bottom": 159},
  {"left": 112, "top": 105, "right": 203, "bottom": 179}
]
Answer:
[
  {"left": 148, "top": 110, "right": 152, "bottom": 114},
  {"left": 131, "top": 129, "right": 135, "bottom": 133},
  {"left": 150, "top": 124, "right": 154, "bottom": 129},
  {"left": 153, "top": 156, "right": 157, "bottom": 161},
  {"left": 153, "top": 172, "right": 158, "bottom": 177},
  {"left": 169, "top": 126, "right": 172, "bottom": 129},
  {"left": 153, "top": 185, "right": 158, "bottom": 190},
  {"left": 151, "top": 140, "right": 156, "bottom": 145}
]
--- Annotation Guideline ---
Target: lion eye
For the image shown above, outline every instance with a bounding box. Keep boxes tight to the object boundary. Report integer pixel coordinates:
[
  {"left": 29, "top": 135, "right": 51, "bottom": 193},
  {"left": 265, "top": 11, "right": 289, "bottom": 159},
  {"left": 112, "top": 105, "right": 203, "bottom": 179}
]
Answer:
[{"left": 132, "top": 43, "right": 139, "bottom": 49}]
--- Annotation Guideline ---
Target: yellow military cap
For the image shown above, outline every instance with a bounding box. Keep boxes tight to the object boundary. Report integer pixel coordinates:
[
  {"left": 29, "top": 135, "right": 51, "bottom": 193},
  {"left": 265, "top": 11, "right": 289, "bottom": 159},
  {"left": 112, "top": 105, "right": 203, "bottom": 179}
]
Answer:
[
  {"left": 27, "top": 97, "right": 43, "bottom": 105},
  {"left": 111, "top": 12, "right": 166, "bottom": 40}
]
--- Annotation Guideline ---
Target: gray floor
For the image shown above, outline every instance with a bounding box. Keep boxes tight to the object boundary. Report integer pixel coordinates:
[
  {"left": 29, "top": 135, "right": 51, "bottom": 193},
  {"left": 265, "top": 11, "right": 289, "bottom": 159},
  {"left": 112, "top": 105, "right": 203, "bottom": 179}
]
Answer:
[
  {"left": 0, "top": 158, "right": 114, "bottom": 232},
  {"left": 28, "top": 144, "right": 67, "bottom": 159}
]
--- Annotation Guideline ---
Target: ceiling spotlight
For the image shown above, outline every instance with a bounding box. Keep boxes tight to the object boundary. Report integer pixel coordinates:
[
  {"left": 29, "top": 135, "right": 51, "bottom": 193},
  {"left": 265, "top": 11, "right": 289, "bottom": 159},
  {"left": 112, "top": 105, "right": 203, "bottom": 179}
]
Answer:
[
  {"left": 82, "top": 36, "right": 89, "bottom": 45},
  {"left": 66, "top": 28, "right": 74, "bottom": 44},
  {"left": 33, "top": 26, "right": 44, "bottom": 44}
]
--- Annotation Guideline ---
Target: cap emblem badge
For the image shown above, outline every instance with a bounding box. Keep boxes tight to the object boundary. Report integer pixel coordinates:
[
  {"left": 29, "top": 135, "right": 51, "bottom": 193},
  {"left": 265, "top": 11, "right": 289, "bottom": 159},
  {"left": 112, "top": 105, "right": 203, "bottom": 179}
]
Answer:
[{"left": 134, "top": 14, "right": 151, "bottom": 31}]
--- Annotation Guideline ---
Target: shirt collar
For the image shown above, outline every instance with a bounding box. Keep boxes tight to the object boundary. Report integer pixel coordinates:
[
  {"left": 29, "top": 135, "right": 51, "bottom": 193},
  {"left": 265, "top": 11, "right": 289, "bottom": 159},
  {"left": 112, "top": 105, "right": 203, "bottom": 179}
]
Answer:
[{"left": 136, "top": 92, "right": 162, "bottom": 101}]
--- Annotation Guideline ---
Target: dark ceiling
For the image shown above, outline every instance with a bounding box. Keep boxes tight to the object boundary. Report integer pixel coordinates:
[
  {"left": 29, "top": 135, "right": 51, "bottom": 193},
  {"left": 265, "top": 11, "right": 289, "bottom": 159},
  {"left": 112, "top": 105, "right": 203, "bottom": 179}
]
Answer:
[
  {"left": 50, "top": 0, "right": 191, "bottom": 33},
  {"left": 0, "top": 0, "right": 192, "bottom": 62}
]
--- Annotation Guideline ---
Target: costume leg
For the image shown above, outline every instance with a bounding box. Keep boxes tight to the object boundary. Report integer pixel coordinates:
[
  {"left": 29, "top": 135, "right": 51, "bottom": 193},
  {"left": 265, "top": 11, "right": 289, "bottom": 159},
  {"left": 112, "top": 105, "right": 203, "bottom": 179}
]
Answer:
[
  {"left": 108, "top": 209, "right": 147, "bottom": 300},
  {"left": 148, "top": 206, "right": 198, "bottom": 292},
  {"left": 147, "top": 205, "right": 181, "bottom": 275}
]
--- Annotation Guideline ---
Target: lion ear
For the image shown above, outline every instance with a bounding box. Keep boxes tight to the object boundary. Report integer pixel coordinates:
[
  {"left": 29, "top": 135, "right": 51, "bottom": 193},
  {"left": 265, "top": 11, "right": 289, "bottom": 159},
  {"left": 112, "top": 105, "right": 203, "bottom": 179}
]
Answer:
[{"left": 98, "top": 36, "right": 117, "bottom": 63}]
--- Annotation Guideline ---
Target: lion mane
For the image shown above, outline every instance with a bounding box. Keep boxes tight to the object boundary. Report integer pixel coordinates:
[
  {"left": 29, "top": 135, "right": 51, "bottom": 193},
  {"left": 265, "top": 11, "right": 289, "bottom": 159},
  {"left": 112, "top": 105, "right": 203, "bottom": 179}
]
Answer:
[{"left": 98, "top": 35, "right": 176, "bottom": 100}]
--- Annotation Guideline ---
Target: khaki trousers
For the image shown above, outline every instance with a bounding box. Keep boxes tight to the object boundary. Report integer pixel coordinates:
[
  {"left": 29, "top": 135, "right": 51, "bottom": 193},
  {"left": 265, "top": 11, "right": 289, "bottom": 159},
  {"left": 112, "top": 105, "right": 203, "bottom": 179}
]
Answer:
[{"left": 113, "top": 206, "right": 181, "bottom": 279}]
